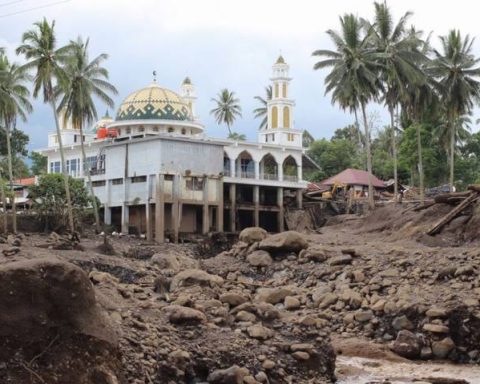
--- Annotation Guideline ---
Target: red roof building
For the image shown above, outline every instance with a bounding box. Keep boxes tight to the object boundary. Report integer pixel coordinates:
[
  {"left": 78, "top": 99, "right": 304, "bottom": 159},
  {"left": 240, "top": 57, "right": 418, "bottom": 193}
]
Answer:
[{"left": 319, "top": 168, "right": 385, "bottom": 188}]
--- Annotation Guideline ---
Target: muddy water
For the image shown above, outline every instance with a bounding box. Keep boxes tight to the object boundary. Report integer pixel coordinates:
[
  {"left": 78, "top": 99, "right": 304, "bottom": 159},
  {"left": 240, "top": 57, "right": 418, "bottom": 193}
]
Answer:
[{"left": 336, "top": 356, "right": 480, "bottom": 384}]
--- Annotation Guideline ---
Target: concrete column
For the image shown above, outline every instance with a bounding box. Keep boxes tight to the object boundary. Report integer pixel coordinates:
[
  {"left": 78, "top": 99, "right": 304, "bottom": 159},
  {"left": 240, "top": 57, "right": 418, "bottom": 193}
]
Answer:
[
  {"left": 297, "top": 165, "right": 302, "bottom": 181},
  {"left": 155, "top": 174, "right": 165, "bottom": 243},
  {"left": 229, "top": 158, "right": 235, "bottom": 178},
  {"left": 277, "top": 187, "right": 284, "bottom": 232},
  {"left": 104, "top": 206, "right": 112, "bottom": 225},
  {"left": 229, "top": 183, "right": 236, "bottom": 232},
  {"left": 145, "top": 175, "right": 152, "bottom": 241},
  {"left": 172, "top": 175, "right": 180, "bottom": 243},
  {"left": 296, "top": 189, "right": 303, "bottom": 209},
  {"left": 121, "top": 204, "right": 129, "bottom": 234},
  {"left": 217, "top": 179, "right": 224, "bottom": 232},
  {"left": 202, "top": 178, "right": 209, "bottom": 234},
  {"left": 278, "top": 164, "right": 284, "bottom": 182},
  {"left": 253, "top": 185, "right": 260, "bottom": 227},
  {"left": 254, "top": 161, "right": 260, "bottom": 180}
]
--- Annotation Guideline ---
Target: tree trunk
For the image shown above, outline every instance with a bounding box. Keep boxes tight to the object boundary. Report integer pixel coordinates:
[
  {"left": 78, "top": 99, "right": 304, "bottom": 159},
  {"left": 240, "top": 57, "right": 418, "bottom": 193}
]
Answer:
[
  {"left": 416, "top": 123, "right": 425, "bottom": 203},
  {"left": 1, "top": 180, "right": 7, "bottom": 234},
  {"left": 50, "top": 98, "right": 75, "bottom": 232},
  {"left": 361, "top": 102, "right": 374, "bottom": 209},
  {"left": 5, "top": 123, "right": 16, "bottom": 233},
  {"left": 449, "top": 118, "right": 455, "bottom": 191},
  {"left": 389, "top": 106, "right": 398, "bottom": 202},
  {"left": 354, "top": 109, "right": 362, "bottom": 149},
  {"left": 79, "top": 126, "right": 100, "bottom": 232}
]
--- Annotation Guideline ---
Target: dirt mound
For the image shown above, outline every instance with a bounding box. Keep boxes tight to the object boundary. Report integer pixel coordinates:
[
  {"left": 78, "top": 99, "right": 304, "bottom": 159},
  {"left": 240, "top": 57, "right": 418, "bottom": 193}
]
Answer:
[{"left": 0, "top": 257, "right": 122, "bottom": 383}]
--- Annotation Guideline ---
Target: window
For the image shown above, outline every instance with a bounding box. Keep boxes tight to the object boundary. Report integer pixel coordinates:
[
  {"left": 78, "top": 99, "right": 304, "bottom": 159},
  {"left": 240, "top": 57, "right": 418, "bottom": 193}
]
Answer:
[
  {"left": 54, "top": 135, "right": 58, "bottom": 144},
  {"left": 283, "top": 106, "right": 290, "bottom": 128},
  {"left": 288, "top": 133, "right": 294, "bottom": 142},
  {"left": 66, "top": 158, "right": 80, "bottom": 176},
  {"left": 164, "top": 174, "right": 174, "bottom": 181},
  {"left": 112, "top": 178, "right": 123, "bottom": 185},
  {"left": 74, "top": 135, "right": 78, "bottom": 143},
  {"left": 152, "top": 126, "right": 159, "bottom": 132},
  {"left": 131, "top": 176, "right": 147, "bottom": 183},
  {"left": 186, "top": 177, "right": 204, "bottom": 191},
  {"left": 92, "top": 180, "right": 106, "bottom": 187},
  {"left": 138, "top": 126, "right": 145, "bottom": 133},
  {"left": 84, "top": 156, "right": 97, "bottom": 172},
  {"left": 168, "top": 127, "right": 174, "bottom": 133},
  {"left": 126, "top": 127, "right": 131, "bottom": 134},
  {"left": 271, "top": 106, "right": 278, "bottom": 128},
  {"left": 50, "top": 161, "right": 61, "bottom": 173},
  {"left": 181, "top": 128, "right": 186, "bottom": 135},
  {"left": 274, "top": 83, "right": 279, "bottom": 98},
  {"left": 282, "top": 83, "right": 287, "bottom": 98}
]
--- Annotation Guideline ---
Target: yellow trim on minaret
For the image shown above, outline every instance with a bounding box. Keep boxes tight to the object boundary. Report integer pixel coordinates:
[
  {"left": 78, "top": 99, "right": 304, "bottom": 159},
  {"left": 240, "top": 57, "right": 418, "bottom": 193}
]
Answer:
[
  {"left": 274, "top": 83, "right": 279, "bottom": 98},
  {"left": 282, "top": 83, "right": 287, "bottom": 98},
  {"left": 271, "top": 106, "right": 278, "bottom": 128},
  {"left": 283, "top": 106, "right": 290, "bottom": 128}
]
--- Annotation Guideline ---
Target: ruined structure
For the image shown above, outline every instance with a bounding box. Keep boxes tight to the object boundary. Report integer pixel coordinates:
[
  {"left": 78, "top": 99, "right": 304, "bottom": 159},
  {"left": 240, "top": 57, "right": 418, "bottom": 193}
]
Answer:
[{"left": 38, "top": 56, "right": 316, "bottom": 241}]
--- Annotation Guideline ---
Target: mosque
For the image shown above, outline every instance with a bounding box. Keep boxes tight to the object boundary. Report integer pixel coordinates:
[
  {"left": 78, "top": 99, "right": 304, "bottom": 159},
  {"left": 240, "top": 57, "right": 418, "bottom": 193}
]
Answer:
[{"left": 37, "top": 56, "right": 317, "bottom": 242}]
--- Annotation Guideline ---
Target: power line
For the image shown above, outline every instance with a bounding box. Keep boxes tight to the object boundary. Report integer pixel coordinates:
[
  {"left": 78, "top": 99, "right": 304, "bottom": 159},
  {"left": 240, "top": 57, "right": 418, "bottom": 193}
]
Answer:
[
  {"left": 0, "top": 0, "right": 71, "bottom": 18},
  {"left": 0, "top": 0, "right": 27, "bottom": 8}
]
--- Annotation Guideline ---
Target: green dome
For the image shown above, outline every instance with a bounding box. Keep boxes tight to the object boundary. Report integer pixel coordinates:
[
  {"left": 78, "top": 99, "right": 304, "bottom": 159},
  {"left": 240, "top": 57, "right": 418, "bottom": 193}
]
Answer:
[{"left": 116, "top": 82, "right": 191, "bottom": 121}]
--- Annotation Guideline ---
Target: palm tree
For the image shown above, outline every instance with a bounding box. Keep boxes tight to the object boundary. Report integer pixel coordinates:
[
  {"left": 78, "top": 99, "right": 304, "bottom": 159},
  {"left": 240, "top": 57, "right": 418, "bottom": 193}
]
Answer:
[
  {"left": 227, "top": 132, "right": 246, "bottom": 141},
  {"left": 16, "top": 18, "right": 75, "bottom": 232},
  {"left": 210, "top": 89, "right": 242, "bottom": 135},
  {"left": 313, "top": 14, "right": 382, "bottom": 208},
  {"left": 56, "top": 37, "right": 118, "bottom": 232},
  {"left": 430, "top": 30, "right": 480, "bottom": 190},
  {"left": 367, "top": 1, "right": 427, "bottom": 201},
  {"left": 0, "top": 54, "right": 32, "bottom": 233},
  {"left": 253, "top": 85, "right": 272, "bottom": 130}
]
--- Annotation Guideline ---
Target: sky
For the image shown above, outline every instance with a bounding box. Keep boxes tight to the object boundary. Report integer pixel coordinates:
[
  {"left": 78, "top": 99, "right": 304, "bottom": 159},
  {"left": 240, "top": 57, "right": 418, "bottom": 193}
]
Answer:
[{"left": 1, "top": 0, "right": 480, "bottom": 153}]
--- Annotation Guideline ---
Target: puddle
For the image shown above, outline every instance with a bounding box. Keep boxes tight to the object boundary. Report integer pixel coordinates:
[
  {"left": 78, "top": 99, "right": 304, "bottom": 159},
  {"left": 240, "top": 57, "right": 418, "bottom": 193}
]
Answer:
[{"left": 336, "top": 355, "right": 480, "bottom": 384}]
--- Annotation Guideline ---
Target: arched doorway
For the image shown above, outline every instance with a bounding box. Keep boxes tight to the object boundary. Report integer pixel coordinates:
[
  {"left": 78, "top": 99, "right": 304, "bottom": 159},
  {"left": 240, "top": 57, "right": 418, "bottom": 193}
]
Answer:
[
  {"left": 283, "top": 156, "right": 298, "bottom": 181},
  {"left": 236, "top": 150, "right": 254, "bottom": 178},
  {"left": 260, "top": 153, "right": 278, "bottom": 180}
]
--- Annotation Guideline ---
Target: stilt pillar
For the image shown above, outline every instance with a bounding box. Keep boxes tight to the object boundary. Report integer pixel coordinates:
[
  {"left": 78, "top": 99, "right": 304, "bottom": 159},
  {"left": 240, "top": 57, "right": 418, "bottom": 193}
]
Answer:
[
  {"left": 254, "top": 185, "right": 260, "bottom": 227},
  {"left": 229, "top": 183, "right": 236, "bottom": 232},
  {"left": 155, "top": 174, "right": 165, "bottom": 243},
  {"left": 277, "top": 187, "right": 284, "bottom": 232}
]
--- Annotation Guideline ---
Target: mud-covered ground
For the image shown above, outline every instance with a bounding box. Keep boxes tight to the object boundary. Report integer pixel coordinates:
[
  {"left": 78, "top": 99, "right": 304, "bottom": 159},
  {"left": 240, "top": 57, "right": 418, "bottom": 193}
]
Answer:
[{"left": 1, "top": 201, "right": 480, "bottom": 384}]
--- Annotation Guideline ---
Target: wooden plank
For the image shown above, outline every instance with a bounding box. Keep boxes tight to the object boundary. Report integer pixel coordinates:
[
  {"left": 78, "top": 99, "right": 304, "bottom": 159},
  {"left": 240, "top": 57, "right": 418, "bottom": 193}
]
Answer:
[{"left": 426, "top": 192, "right": 480, "bottom": 236}]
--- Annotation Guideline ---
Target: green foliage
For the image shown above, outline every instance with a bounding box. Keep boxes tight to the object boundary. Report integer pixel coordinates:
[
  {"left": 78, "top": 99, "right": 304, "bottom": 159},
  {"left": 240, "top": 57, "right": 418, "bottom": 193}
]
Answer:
[
  {"left": 0, "top": 157, "right": 29, "bottom": 179},
  {"left": 210, "top": 89, "right": 242, "bottom": 135},
  {"left": 28, "top": 173, "right": 91, "bottom": 230},
  {"left": 29, "top": 151, "right": 48, "bottom": 175},
  {"left": 227, "top": 132, "right": 246, "bottom": 141},
  {"left": 0, "top": 128, "right": 29, "bottom": 157},
  {"left": 253, "top": 85, "right": 272, "bottom": 130}
]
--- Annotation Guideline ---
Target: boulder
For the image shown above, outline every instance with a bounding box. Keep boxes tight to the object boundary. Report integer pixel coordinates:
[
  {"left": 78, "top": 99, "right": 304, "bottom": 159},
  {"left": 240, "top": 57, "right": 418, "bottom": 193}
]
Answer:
[
  {"left": 298, "top": 247, "right": 328, "bottom": 262},
  {"left": 207, "top": 365, "right": 249, "bottom": 384},
  {"left": 255, "top": 287, "right": 295, "bottom": 304},
  {"left": 239, "top": 227, "right": 268, "bottom": 244},
  {"left": 426, "top": 307, "right": 448, "bottom": 318},
  {"left": 220, "top": 292, "right": 248, "bottom": 307},
  {"left": 247, "top": 324, "right": 274, "bottom": 340},
  {"left": 246, "top": 250, "right": 273, "bottom": 267},
  {"left": 284, "top": 296, "right": 301, "bottom": 310},
  {"left": 354, "top": 310, "right": 373, "bottom": 323},
  {"left": 258, "top": 231, "right": 308, "bottom": 253},
  {"left": 151, "top": 252, "right": 198, "bottom": 271},
  {"left": 170, "top": 269, "right": 224, "bottom": 291},
  {"left": 89, "top": 270, "right": 119, "bottom": 285},
  {"left": 164, "top": 305, "right": 206, "bottom": 325},
  {"left": 423, "top": 323, "right": 449, "bottom": 334},
  {"left": 432, "top": 337, "right": 455, "bottom": 359},
  {"left": 231, "top": 302, "right": 280, "bottom": 321},
  {"left": 391, "top": 330, "right": 422, "bottom": 359},
  {"left": 0, "top": 257, "right": 115, "bottom": 343},
  {"left": 392, "top": 315, "right": 414, "bottom": 331},
  {"left": 328, "top": 255, "right": 352, "bottom": 266}
]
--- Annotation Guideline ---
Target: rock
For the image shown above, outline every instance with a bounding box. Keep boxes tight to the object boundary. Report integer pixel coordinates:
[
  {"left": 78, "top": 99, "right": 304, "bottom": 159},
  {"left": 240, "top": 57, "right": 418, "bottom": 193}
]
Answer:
[
  {"left": 262, "top": 359, "right": 275, "bottom": 369},
  {"left": 207, "top": 365, "right": 249, "bottom": 384},
  {"left": 239, "top": 227, "right": 268, "bottom": 244},
  {"left": 328, "top": 255, "right": 352, "bottom": 266},
  {"left": 340, "top": 289, "right": 362, "bottom": 309},
  {"left": 391, "top": 330, "right": 422, "bottom": 359},
  {"left": 247, "top": 324, "right": 274, "bottom": 340},
  {"left": 235, "top": 310, "right": 256, "bottom": 322},
  {"left": 423, "top": 323, "right": 449, "bottom": 334},
  {"left": 292, "top": 351, "right": 310, "bottom": 360},
  {"left": 170, "top": 269, "right": 224, "bottom": 291},
  {"left": 220, "top": 292, "right": 248, "bottom": 307},
  {"left": 354, "top": 310, "right": 373, "bottom": 322},
  {"left": 463, "top": 298, "right": 480, "bottom": 307},
  {"left": 371, "top": 299, "right": 386, "bottom": 312},
  {"left": 437, "top": 266, "right": 457, "bottom": 280},
  {"left": 258, "top": 231, "right": 308, "bottom": 253},
  {"left": 392, "top": 315, "right": 414, "bottom": 330},
  {"left": 232, "top": 302, "right": 280, "bottom": 320},
  {"left": 317, "top": 293, "right": 338, "bottom": 309},
  {"left": 255, "top": 287, "right": 294, "bottom": 304},
  {"left": 298, "top": 247, "right": 328, "bottom": 262},
  {"left": 455, "top": 264, "right": 474, "bottom": 277},
  {"left": 151, "top": 252, "right": 198, "bottom": 271},
  {"left": 352, "top": 270, "right": 366, "bottom": 282},
  {"left": 164, "top": 305, "right": 206, "bottom": 325},
  {"left": 0, "top": 257, "right": 115, "bottom": 343},
  {"left": 2, "top": 246, "right": 20, "bottom": 256},
  {"left": 426, "top": 307, "right": 448, "bottom": 318},
  {"left": 246, "top": 250, "right": 273, "bottom": 267},
  {"left": 291, "top": 343, "right": 314, "bottom": 352},
  {"left": 284, "top": 296, "right": 301, "bottom": 310},
  {"left": 89, "top": 270, "right": 119, "bottom": 285},
  {"left": 432, "top": 337, "right": 455, "bottom": 359}
]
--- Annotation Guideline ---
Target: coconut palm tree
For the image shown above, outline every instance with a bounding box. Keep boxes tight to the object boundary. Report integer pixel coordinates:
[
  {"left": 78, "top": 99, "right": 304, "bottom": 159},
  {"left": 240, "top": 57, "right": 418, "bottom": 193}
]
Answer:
[
  {"left": 227, "top": 132, "right": 246, "bottom": 141},
  {"left": 210, "top": 89, "right": 242, "bottom": 136},
  {"left": 312, "top": 14, "right": 382, "bottom": 208},
  {"left": 366, "top": 1, "right": 427, "bottom": 201},
  {"left": 56, "top": 37, "right": 118, "bottom": 232},
  {"left": 430, "top": 30, "right": 480, "bottom": 190},
  {"left": 16, "top": 18, "right": 75, "bottom": 232},
  {"left": 0, "top": 54, "right": 32, "bottom": 233},
  {"left": 253, "top": 85, "right": 272, "bottom": 130}
]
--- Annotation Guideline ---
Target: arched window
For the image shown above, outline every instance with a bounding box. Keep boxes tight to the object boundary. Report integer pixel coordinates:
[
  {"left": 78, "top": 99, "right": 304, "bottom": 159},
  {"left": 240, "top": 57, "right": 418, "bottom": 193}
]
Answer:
[
  {"left": 271, "top": 106, "right": 278, "bottom": 129},
  {"left": 168, "top": 127, "right": 174, "bottom": 133},
  {"left": 282, "top": 83, "right": 287, "bottom": 98},
  {"left": 283, "top": 106, "right": 290, "bottom": 128},
  {"left": 181, "top": 128, "right": 186, "bottom": 135},
  {"left": 274, "top": 83, "right": 279, "bottom": 98}
]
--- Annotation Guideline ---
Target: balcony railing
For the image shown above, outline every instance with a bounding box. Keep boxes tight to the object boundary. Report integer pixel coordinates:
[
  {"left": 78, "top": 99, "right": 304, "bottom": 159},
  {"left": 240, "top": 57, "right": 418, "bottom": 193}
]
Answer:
[
  {"left": 261, "top": 173, "right": 278, "bottom": 181},
  {"left": 240, "top": 170, "right": 255, "bottom": 179},
  {"left": 223, "top": 168, "right": 231, "bottom": 177},
  {"left": 283, "top": 174, "right": 298, "bottom": 182}
]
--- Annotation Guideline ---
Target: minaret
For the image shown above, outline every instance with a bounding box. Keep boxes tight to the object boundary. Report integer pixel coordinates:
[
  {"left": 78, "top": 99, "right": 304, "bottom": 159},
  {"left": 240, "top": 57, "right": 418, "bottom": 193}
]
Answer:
[
  {"left": 258, "top": 55, "right": 302, "bottom": 147},
  {"left": 180, "top": 76, "right": 198, "bottom": 121}
]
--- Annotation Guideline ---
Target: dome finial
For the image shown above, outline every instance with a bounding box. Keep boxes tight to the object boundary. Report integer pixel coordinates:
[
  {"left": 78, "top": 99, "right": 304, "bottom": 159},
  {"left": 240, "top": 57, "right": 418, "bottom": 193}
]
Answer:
[{"left": 153, "top": 70, "right": 157, "bottom": 83}]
